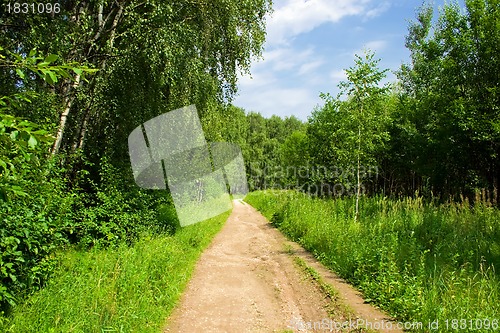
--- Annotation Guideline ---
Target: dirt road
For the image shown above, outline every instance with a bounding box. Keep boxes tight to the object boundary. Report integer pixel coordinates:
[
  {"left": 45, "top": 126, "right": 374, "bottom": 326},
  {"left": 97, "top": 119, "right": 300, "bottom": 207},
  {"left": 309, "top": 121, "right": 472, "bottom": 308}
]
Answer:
[{"left": 164, "top": 200, "right": 402, "bottom": 333}]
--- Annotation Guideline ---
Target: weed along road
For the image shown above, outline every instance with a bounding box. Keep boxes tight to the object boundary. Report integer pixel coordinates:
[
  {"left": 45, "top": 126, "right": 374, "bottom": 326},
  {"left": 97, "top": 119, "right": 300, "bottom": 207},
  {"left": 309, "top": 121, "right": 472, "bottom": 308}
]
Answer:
[{"left": 164, "top": 200, "right": 402, "bottom": 333}]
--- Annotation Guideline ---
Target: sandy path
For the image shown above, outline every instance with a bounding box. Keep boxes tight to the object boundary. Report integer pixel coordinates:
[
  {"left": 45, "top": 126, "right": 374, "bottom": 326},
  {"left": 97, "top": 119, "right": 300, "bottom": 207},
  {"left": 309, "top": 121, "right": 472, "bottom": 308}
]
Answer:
[{"left": 164, "top": 200, "right": 402, "bottom": 333}]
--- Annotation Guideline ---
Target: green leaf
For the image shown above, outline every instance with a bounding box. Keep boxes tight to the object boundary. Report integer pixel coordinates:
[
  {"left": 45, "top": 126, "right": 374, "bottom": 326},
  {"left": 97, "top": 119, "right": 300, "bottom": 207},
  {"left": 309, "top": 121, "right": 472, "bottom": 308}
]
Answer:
[
  {"left": 44, "top": 54, "right": 58, "bottom": 64},
  {"left": 12, "top": 53, "right": 23, "bottom": 61},
  {"left": 10, "top": 186, "right": 28, "bottom": 197},
  {"left": 15, "top": 69, "right": 26, "bottom": 80},
  {"left": 28, "top": 135, "right": 37, "bottom": 149},
  {"left": 48, "top": 71, "right": 58, "bottom": 84},
  {"left": 72, "top": 68, "right": 83, "bottom": 76},
  {"left": 44, "top": 73, "right": 54, "bottom": 85},
  {"left": 57, "top": 68, "right": 71, "bottom": 78}
]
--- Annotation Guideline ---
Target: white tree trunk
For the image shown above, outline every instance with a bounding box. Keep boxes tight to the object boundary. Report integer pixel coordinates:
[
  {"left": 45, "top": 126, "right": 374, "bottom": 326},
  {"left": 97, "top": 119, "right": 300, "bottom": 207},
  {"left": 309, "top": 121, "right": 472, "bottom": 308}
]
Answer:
[
  {"left": 51, "top": 74, "right": 81, "bottom": 154},
  {"left": 355, "top": 126, "right": 361, "bottom": 222},
  {"left": 74, "top": 4, "right": 123, "bottom": 151}
]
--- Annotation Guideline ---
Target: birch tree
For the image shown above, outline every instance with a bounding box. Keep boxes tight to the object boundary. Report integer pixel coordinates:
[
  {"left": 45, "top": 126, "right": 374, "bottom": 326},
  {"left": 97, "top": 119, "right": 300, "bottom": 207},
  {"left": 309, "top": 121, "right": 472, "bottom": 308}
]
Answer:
[
  {"left": 338, "top": 51, "right": 389, "bottom": 221},
  {"left": 2, "top": 0, "right": 272, "bottom": 156}
]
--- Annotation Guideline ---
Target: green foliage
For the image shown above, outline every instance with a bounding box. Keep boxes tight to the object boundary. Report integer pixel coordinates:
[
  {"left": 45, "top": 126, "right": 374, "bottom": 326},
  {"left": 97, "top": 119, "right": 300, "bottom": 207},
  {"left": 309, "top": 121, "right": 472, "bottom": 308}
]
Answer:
[
  {"left": 1, "top": 0, "right": 272, "bottom": 309},
  {"left": 280, "top": 131, "right": 309, "bottom": 186},
  {"left": 157, "top": 204, "right": 181, "bottom": 235},
  {"left": 0, "top": 112, "right": 53, "bottom": 200},
  {"left": 0, "top": 44, "right": 96, "bottom": 200},
  {"left": 0, "top": 46, "right": 102, "bottom": 308},
  {"left": 246, "top": 191, "right": 500, "bottom": 329},
  {"left": 0, "top": 47, "right": 83, "bottom": 306},
  {"left": 397, "top": 0, "right": 500, "bottom": 197},
  {"left": 0, "top": 159, "right": 74, "bottom": 307},
  {"left": 0, "top": 46, "right": 96, "bottom": 85},
  {"left": 241, "top": 111, "right": 307, "bottom": 191}
]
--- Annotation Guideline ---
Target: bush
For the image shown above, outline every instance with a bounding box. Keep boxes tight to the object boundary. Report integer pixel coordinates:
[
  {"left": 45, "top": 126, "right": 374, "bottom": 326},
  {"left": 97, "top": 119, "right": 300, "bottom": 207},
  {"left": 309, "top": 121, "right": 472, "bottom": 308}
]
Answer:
[
  {"left": 0, "top": 159, "right": 74, "bottom": 308},
  {"left": 157, "top": 203, "right": 181, "bottom": 234},
  {"left": 0, "top": 153, "right": 179, "bottom": 309}
]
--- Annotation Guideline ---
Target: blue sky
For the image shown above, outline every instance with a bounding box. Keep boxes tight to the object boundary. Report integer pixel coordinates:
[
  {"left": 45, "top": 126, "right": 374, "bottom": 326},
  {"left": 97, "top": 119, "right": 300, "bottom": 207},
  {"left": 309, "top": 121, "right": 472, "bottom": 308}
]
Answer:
[{"left": 233, "top": 0, "right": 458, "bottom": 121}]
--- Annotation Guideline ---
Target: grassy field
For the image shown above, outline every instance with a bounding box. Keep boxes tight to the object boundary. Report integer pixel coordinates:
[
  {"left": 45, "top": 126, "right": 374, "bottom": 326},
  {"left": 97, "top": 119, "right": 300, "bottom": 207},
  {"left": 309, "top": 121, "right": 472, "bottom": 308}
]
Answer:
[
  {"left": 0, "top": 211, "right": 230, "bottom": 333},
  {"left": 245, "top": 190, "right": 500, "bottom": 332}
]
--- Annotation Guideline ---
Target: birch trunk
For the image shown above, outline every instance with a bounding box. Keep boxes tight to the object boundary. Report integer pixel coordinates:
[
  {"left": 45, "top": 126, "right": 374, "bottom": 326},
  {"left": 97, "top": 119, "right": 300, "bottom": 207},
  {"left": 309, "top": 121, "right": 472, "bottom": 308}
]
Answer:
[
  {"left": 51, "top": 74, "right": 81, "bottom": 154},
  {"left": 73, "top": 3, "right": 123, "bottom": 151}
]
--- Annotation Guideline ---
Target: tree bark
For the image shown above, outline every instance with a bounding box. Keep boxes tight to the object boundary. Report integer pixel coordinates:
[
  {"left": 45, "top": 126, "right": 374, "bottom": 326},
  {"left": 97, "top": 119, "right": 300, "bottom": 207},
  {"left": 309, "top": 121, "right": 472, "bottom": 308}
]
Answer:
[
  {"left": 73, "top": 3, "right": 124, "bottom": 151},
  {"left": 355, "top": 125, "right": 361, "bottom": 222},
  {"left": 354, "top": 93, "right": 364, "bottom": 222},
  {"left": 51, "top": 74, "right": 81, "bottom": 154}
]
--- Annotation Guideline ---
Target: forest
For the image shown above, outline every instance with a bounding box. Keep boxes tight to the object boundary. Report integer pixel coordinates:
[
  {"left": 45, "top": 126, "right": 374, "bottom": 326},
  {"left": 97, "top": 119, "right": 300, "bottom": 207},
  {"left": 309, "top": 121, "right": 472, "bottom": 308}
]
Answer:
[{"left": 1, "top": 0, "right": 499, "bottom": 331}]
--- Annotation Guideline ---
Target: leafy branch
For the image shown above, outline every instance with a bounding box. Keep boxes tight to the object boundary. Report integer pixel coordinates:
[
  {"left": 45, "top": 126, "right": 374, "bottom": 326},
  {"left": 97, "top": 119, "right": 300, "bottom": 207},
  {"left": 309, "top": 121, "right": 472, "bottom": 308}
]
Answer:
[
  {"left": 0, "top": 46, "right": 98, "bottom": 84},
  {"left": 0, "top": 46, "right": 97, "bottom": 200}
]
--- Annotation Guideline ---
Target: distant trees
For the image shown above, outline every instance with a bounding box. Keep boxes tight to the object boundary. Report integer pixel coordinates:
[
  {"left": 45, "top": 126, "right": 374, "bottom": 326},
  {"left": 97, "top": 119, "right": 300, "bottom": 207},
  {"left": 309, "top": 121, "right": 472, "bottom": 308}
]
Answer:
[
  {"left": 280, "top": 131, "right": 309, "bottom": 187},
  {"left": 200, "top": 105, "right": 308, "bottom": 192},
  {"left": 240, "top": 111, "right": 306, "bottom": 190},
  {"left": 272, "top": 0, "right": 500, "bottom": 204}
]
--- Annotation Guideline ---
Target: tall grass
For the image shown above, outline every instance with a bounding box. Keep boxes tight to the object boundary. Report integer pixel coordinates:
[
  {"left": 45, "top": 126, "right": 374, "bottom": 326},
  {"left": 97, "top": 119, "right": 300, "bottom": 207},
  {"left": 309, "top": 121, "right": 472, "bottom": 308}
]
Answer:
[
  {"left": 0, "top": 211, "right": 229, "bottom": 333},
  {"left": 246, "top": 190, "right": 500, "bottom": 331}
]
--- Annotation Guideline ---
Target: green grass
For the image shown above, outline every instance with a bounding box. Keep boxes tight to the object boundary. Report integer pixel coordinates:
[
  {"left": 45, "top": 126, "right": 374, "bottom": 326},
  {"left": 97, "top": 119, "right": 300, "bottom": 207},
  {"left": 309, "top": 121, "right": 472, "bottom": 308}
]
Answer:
[
  {"left": 293, "top": 256, "right": 340, "bottom": 306},
  {"left": 0, "top": 211, "right": 230, "bottom": 333},
  {"left": 245, "top": 190, "right": 500, "bottom": 332}
]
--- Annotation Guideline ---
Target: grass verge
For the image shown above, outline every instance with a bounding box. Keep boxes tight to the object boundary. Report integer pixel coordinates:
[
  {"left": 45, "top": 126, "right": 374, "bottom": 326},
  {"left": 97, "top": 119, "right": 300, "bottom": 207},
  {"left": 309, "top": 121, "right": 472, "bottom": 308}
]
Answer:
[
  {"left": 292, "top": 256, "right": 343, "bottom": 316},
  {"left": 246, "top": 190, "right": 500, "bottom": 332},
  {"left": 0, "top": 211, "right": 230, "bottom": 333},
  {"left": 292, "top": 255, "right": 376, "bottom": 333}
]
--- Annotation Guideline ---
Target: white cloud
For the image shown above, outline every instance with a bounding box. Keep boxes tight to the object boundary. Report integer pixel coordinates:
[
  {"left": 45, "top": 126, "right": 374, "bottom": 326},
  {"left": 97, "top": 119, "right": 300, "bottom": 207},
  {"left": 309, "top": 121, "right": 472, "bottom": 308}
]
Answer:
[
  {"left": 260, "top": 47, "right": 315, "bottom": 72},
  {"left": 266, "top": 0, "right": 382, "bottom": 46},
  {"left": 365, "top": 1, "right": 391, "bottom": 18},
  {"left": 235, "top": 86, "right": 318, "bottom": 120},
  {"left": 238, "top": 70, "right": 277, "bottom": 88},
  {"left": 235, "top": 45, "right": 325, "bottom": 120},
  {"left": 364, "top": 40, "right": 388, "bottom": 52},
  {"left": 298, "top": 60, "right": 325, "bottom": 75},
  {"left": 348, "top": 40, "right": 389, "bottom": 59},
  {"left": 330, "top": 69, "right": 347, "bottom": 82}
]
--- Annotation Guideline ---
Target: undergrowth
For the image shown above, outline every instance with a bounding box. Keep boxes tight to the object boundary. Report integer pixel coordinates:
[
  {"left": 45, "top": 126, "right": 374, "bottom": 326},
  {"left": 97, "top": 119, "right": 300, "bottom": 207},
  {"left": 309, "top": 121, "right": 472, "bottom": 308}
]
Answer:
[{"left": 0, "top": 211, "right": 229, "bottom": 332}]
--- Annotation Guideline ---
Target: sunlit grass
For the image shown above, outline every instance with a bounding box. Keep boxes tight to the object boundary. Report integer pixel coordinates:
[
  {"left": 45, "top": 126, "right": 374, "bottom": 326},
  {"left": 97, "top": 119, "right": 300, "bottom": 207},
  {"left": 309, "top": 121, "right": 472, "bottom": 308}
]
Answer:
[
  {"left": 246, "top": 190, "right": 500, "bottom": 332},
  {"left": 0, "top": 211, "right": 230, "bottom": 333}
]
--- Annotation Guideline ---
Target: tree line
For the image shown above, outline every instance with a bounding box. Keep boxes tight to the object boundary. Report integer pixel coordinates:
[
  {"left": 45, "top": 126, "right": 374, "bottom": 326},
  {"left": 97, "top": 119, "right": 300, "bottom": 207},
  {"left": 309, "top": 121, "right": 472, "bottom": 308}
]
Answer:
[{"left": 243, "top": 0, "right": 500, "bottom": 206}]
